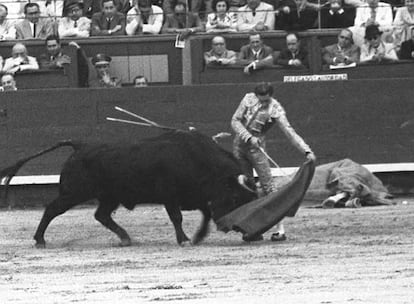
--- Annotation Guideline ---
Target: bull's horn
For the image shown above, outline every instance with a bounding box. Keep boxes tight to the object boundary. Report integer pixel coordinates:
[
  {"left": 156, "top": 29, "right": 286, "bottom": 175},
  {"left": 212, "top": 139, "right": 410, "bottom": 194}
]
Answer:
[{"left": 237, "top": 175, "right": 256, "bottom": 193}]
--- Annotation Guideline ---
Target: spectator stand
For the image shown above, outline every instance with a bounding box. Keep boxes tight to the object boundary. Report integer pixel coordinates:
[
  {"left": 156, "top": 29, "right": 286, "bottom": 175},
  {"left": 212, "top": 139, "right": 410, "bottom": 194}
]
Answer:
[{"left": 0, "top": 38, "right": 79, "bottom": 88}]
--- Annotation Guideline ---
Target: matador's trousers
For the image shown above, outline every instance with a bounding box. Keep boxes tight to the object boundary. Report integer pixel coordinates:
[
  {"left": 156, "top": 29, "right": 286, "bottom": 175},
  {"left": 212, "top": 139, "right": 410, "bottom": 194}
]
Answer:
[{"left": 233, "top": 137, "right": 276, "bottom": 195}]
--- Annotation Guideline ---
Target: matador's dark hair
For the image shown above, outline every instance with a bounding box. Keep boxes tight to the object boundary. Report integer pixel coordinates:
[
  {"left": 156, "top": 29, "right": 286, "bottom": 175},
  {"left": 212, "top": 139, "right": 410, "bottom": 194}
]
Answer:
[{"left": 254, "top": 82, "right": 273, "bottom": 96}]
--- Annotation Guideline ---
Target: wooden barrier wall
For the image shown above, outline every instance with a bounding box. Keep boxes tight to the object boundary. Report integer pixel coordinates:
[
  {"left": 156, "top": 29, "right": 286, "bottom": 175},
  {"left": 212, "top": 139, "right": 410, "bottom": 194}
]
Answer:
[{"left": 0, "top": 78, "right": 413, "bottom": 178}]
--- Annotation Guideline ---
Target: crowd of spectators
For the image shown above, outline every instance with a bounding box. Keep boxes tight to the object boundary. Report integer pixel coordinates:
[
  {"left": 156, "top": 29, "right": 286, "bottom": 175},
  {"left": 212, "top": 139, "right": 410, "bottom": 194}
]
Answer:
[
  {"left": 0, "top": 0, "right": 412, "bottom": 39},
  {"left": 1, "top": 0, "right": 414, "bottom": 90}
]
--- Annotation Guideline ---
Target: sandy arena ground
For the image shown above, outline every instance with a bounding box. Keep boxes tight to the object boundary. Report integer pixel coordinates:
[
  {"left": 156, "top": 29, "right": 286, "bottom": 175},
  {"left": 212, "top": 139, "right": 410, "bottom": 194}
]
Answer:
[{"left": 0, "top": 199, "right": 413, "bottom": 304}]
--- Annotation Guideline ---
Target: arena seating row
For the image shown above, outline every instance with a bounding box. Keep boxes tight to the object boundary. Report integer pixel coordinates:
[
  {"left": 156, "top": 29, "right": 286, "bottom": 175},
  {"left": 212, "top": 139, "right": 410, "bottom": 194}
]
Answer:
[{"left": 0, "top": 29, "right": 413, "bottom": 88}]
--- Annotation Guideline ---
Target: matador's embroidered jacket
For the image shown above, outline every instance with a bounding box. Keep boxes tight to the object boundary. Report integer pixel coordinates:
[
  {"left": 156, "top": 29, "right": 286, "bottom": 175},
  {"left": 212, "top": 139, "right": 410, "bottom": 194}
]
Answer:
[{"left": 231, "top": 92, "right": 312, "bottom": 154}]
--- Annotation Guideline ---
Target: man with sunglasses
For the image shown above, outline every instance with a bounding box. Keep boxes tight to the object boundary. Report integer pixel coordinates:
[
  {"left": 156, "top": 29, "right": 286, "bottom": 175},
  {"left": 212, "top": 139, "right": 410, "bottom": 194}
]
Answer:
[
  {"left": 322, "top": 28, "right": 360, "bottom": 67},
  {"left": 231, "top": 82, "right": 316, "bottom": 242},
  {"left": 360, "top": 24, "right": 398, "bottom": 63}
]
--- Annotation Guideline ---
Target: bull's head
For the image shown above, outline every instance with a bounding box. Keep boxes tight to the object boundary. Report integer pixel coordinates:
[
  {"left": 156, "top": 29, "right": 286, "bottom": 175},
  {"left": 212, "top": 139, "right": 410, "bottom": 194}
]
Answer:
[{"left": 209, "top": 174, "right": 257, "bottom": 222}]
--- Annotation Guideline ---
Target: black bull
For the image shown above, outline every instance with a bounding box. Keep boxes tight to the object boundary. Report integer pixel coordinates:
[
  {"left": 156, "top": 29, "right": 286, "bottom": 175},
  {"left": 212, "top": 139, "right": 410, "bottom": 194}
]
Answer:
[{"left": 0, "top": 130, "right": 257, "bottom": 247}]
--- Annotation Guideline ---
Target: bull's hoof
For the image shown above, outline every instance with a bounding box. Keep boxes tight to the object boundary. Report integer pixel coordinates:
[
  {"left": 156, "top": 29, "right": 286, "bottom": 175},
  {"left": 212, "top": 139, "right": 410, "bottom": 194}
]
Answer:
[
  {"left": 179, "top": 240, "right": 192, "bottom": 247},
  {"left": 242, "top": 234, "right": 264, "bottom": 242},
  {"left": 35, "top": 242, "right": 46, "bottom": 249},
  {"left": 191, "top": 237, "right": 202, "bottom": 245},
  {"left": 119, "top": 239, "right": 132, "bottom": 247}
]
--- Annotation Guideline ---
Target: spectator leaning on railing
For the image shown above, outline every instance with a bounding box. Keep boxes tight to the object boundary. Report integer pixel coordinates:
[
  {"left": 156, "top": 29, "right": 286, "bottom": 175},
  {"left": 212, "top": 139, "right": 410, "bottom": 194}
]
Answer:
[
  {"left": 38, "top": 34, "right": 72, "bottom": 69},
  {"left": 237, "top": 33, "right": 273, "bottom": 74},
  {"left": 2, "top": 42, "right": 39, "bottom": 74},
  {"left": 58, "top": 0, "right": 91, "bottom": 38},
  {"left": 360, "top": 23, "right": 398, "bottom": 63},
  {"left": 0, "top": 3, "right": 16, "bottom": 40},
  {"left": 275, "top": 32, "right": 309, "bottom": 68},
  {"left": 163, "top": 0, "right": 213, "bottom": 20},
  {"left": 15, "top": 2, "right": 55, "bottom": 39},
  {"left": 393, "top": 0, "right": 414, "bottom": 48},
  {"left": 204, "top": 35, "right": 237, "bottom": 66},
  {"left": 322, "top": 28, "right": 360, "bottom": 67},
  {"left": 237, "top": 0, "right": 275, "bottom": 31},
  {"left": 126, "top": 0, "right": 164, "bottom": 35},
  {"left": 206, "top": 0, "right": 237, "bottom": 32},
  {"left": 91, "top": 0, "right": 126, "bottom": 36},
  {"left": 161, "top": 0, "right": 204, "bottom": 36}
]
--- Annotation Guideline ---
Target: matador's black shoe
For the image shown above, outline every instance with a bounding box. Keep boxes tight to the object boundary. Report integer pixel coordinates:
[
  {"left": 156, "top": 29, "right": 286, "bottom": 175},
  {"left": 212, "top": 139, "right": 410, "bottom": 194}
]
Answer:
[
  {"left": 242, "top": 234, "right": 264, "bottom": 242},
  {"left": 270, "top": 232, "right": 287, "bottom": 242}
]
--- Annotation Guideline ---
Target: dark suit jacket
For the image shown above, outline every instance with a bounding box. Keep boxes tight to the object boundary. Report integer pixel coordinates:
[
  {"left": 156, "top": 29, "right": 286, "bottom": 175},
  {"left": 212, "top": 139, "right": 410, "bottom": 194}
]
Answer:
[
  {"left": 276, "top": 48, "right": 309, "bottom": 68},
  {"left": 275, "top": 0, "right": 318, "bottom": 30},
  {"left": 91, "top": 12, "right": 126, "bottom": 36},
  {"left": 161, "top": 13, "right": 203, "bottom": 33},
  {"left": 38, "top": 52, "right": 67, "bottom": 70},
  {"left": 320, "top": 7, "right": 355, "bottom": 29},
  {"left": 237, "top": 44, "right": 273, "bottom": 65},
  {"left": 15, "top": 19, "right": 55, "bottom": 40},
  {"left": 399, "top": 39, "right": 414, "bottom": 60}
]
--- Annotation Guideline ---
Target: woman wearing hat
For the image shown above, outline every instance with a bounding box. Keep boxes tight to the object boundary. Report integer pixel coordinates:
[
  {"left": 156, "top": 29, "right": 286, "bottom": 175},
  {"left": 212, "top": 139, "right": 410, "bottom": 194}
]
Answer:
[
  {"left": 360, "top": 24, "right": 398, "bottom": 63},
  {"left": 59, "top": 0, "right": 91, "bottom": 37}
]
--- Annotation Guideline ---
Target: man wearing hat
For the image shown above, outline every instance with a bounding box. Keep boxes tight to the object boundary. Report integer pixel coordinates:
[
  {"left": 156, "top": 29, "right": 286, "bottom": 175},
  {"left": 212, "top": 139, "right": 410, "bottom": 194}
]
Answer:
[
  {"left": 59, "top": 0, "right": 91, "bottom": 38},
  {"left": 89, "top": 53, "right": 121, "bottom": 88},
  {"left": 360, "top": 24, "right": 398, "bottom": 63}
]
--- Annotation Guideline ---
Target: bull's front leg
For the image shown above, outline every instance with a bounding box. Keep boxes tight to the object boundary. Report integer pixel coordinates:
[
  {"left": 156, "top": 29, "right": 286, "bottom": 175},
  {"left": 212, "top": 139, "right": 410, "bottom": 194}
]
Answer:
[{"left": 164, "top": 204, "right": 190, "bottom": 245}]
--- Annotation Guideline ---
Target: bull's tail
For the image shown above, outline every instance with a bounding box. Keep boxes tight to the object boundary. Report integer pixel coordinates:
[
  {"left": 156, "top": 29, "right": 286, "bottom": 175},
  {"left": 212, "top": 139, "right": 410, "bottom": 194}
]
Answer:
[{"left": 0, "top": 140, "right": 78, "bottom": 201}]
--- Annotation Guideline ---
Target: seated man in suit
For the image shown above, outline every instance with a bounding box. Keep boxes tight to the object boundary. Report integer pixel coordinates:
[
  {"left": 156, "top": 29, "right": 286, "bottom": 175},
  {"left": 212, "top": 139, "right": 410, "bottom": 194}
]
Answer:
[
  {"left": 91, "top": 0, "right": 126, "bottom": 36},
  {"left": 322, "top": 28, "right": 360, "bottom": 67},
  {"left": 2, "top": 42, "right": 39, "bottom": 74},
  {"left": 256, "top": 32, "right": 310, "bottom": 69},
  {"left": 360, "top": 24, "right": 398, "bottom": 63},
  {"left": 15, "top": 2, "right": 55, "bottom": 39},
  {"left": 161, "top": 0, "right": 204, "bottom": 36},
  {"left": 204, "top": 35, "right": 237, "bottom": 66},
  {"left": 237, "top": 33, "right": 273, "bottom": 74},
  {"left": 276, "top": 32, "right": 309, "bottom": 68},
  {"left": 58, "top": 0, "right": 91, "bottom": 38},
  {"left": 38, "top": 35, "right": 72, "bottom": 69},
  {"left": 126, "top": 0, "right": 164, "bottom": 35},
  {"left": 399, "top": 27, "right": 414, "bottom": 59}
]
